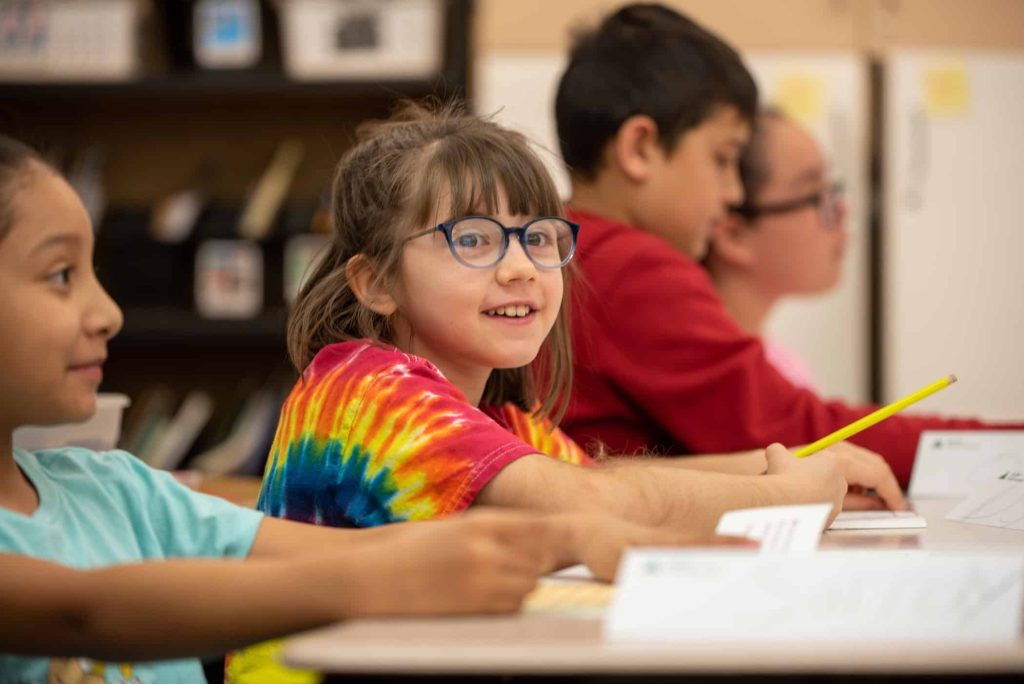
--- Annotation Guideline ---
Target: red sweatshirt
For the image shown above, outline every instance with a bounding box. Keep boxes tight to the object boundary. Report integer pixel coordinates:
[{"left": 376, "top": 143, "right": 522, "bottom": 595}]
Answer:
[{"left": 563, "top": 209, "right": 1018, "bottom": 487}]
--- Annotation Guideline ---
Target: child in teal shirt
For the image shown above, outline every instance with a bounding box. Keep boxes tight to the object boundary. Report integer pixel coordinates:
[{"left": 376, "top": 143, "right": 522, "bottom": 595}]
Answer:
[{"left": 0, "top": 133, "right": 650, "bottom": 682}]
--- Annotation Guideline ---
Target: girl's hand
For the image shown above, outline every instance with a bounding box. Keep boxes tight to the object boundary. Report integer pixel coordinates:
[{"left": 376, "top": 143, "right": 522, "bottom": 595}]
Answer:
[
  {"left": 345, "top": 510, "right": 557, "bottom": 617},
  {"left": 557, "top": 512, "right": 758, "bottom": 582}
]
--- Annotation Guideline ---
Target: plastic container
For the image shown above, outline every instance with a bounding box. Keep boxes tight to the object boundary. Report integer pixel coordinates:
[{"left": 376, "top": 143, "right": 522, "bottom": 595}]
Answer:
[
  {"left": 13, "top": 393, "right": 131, "bottom": 452},
  {"left": 278, "top": 0, "right": 443, "bottom": 81},
  {"left": 193, "top": 0, "right": 262, "bottom": 69},
  {"left": 0, "top": 0, "right": 143, "bottom": 82}
]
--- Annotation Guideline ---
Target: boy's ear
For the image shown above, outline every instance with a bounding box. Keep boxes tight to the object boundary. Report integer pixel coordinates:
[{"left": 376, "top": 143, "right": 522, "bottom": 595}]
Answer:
[
  {"left": 710, "top": 214, "right": 758, "bottom": 268},
  {"left": 611, "top": 115, "right": 661, "bottom": 183},
  {"left": 346, "top": 254, "right": 397, "bottom": 316}
]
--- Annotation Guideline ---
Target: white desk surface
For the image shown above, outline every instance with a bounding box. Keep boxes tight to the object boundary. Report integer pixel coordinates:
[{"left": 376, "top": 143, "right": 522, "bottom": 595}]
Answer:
[{"left": 284, "top": 499, "right": 1024, "bottom": 676}]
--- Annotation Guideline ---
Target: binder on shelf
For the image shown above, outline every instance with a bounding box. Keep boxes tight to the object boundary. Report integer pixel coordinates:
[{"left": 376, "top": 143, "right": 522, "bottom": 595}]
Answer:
[
  {"left": 144, "top": 390, "right": 215, "bottom": 471},
  {"left": 190, "top": 389, "right": 279, "bottom": 476}
]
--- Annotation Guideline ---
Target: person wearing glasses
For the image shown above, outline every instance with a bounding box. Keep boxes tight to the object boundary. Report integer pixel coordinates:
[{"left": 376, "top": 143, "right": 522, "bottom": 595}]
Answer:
[
  {"left": 554, "top": 4, "right": 1022, "bottom": 493},
  {"left": 259, "top": 100, "right": 853, "bottom": 538},
  {"left": 704, "top": 110, "right": 846, "bottom": 390},
  {"left": 227, "top": 101, "right": 865, "bottom": 682}
]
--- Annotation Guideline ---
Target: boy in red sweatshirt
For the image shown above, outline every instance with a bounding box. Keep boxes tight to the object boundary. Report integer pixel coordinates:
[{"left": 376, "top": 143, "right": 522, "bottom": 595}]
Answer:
[{"left": 556, "top": 3, "right": 1019, "bottom": 487}]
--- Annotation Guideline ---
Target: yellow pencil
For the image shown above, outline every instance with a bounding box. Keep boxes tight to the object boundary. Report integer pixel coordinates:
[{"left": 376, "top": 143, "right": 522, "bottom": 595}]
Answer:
[{"left": 794, "top": 374, "right": 958, "bottom": 457}]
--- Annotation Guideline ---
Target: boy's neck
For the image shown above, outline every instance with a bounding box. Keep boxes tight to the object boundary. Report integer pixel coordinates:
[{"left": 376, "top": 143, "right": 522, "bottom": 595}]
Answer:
[
  {"left": 711, "top": 270, "right": 779, "bottom": 336},
  {"left": 568, "top": 177, "right": 639, "bottom": 227},
  {"left": 0, "top": 430, "right": 40, "bottom": 515}
]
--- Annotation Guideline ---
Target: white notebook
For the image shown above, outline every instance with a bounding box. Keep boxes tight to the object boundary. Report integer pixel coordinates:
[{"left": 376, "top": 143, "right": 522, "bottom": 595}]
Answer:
[{"left": 828, "top": 510, "right": 927, "bottom": 530}]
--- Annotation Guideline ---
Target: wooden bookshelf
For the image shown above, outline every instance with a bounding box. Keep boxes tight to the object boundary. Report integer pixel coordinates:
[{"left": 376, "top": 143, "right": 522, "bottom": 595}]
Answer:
[{"left": 0, "top": 0, "right": 473, "bottom": 474}]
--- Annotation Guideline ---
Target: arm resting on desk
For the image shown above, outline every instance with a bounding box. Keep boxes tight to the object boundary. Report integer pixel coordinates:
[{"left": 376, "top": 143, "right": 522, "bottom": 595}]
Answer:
[
  {"left": 615, "top": 441, "right": 907, "bottom": 511},
  {"left": 0, "top": 510, "right": 567, "bottom": 660},
  {"left": 478, "top": 444, "right": 848, "bottom": 536}
]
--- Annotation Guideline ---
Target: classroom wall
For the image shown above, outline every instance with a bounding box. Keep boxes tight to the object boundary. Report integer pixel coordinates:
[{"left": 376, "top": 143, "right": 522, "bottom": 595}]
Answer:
[
  {"left": 475, "top": 0, "right": 1024, "bottom": 53},
  {"left": 473, "top": 0, "right": 1024, "bottom": 407}
]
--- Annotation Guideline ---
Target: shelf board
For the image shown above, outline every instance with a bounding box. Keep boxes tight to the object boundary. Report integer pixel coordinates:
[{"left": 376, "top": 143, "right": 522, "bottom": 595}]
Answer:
[
  {"left": 0, "top": 72, "right": 458, "bottom": 102},
  {"left": 112, "top": 308, "right": 288, "bottom": 348}
]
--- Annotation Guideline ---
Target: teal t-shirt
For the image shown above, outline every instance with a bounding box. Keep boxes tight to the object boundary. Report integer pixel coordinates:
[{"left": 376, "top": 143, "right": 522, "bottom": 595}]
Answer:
[{"left": 0, "top": 447, "right": 264, "bottom": 683}]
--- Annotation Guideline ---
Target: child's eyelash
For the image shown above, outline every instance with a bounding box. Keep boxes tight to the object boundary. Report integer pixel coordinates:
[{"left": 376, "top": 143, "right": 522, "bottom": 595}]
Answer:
[{"left": 48, "top": 266, "right": 73, "bottom": 286}]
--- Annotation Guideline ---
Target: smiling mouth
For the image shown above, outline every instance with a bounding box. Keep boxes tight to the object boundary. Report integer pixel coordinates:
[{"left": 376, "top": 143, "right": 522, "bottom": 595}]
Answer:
[
  {"left": 70, "top": 358, "right": 105, "bottom": 369},
  {"left": 483, "top": 305, "right": 535, "bottom": 318}
]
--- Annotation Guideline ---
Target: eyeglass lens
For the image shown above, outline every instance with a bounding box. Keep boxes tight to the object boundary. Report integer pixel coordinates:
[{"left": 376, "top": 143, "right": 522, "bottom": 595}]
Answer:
[{"left": 449, "top": 218, "right": 574, "bottom": 268}]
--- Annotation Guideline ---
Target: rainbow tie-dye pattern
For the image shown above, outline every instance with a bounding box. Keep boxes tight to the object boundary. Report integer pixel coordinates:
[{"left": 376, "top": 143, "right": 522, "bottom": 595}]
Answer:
[
  {"left": 257, "top": 341, "right": 592, "bottom": 528},
  {"left": 231, "top": 341, "right": 593, "bottom": 683}
]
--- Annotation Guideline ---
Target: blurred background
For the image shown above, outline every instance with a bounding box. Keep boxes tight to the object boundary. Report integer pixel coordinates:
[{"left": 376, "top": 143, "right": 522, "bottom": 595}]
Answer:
[{"left": 2, "top": 0, "right": 1022, "bottom": 477}]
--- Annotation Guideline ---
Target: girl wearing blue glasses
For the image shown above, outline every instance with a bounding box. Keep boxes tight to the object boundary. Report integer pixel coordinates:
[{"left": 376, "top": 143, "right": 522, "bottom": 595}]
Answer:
[
  {"left": 234, "top": 104, "right": 858, "bottom": 679},
  {"left": 255, "top": 100, "right": 853, "bottom": 542},
  {"left": 239, "top": 100, "right": 831, "bottom": 679},
  {"left": 234, "top": 102, "right": 877, "bottom": 677}
]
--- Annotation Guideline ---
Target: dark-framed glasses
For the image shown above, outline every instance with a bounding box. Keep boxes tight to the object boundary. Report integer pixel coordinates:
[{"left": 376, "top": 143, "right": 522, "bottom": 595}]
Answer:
[
  {"left": 730, "top": 182, "right": 844, "bottom": 228},
  {"left": 404, "top": 215, "right": 580, "bottom": 269}
]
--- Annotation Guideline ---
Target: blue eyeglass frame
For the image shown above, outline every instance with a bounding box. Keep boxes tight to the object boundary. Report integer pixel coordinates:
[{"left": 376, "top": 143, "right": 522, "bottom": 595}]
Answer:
[{"left": 404, "top": 215, "right": 581, "bottom": 269}]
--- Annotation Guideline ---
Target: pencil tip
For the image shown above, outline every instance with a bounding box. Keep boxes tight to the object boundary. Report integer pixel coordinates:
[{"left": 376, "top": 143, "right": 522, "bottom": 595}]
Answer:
[{"left": 948, "top": 374, "right": 958, "bottom": 384}]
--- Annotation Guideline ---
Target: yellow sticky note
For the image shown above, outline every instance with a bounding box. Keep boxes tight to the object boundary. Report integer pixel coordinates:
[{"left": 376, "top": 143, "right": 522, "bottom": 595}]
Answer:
[
  {"left": 923, "top": 63, "right": 971, "bottom": 117},
  {"left": 524, "top": 581, "right": 615, "bottom": 614},
  {"left": 774, "top": 73, "right": 825, "bottom": 125}
]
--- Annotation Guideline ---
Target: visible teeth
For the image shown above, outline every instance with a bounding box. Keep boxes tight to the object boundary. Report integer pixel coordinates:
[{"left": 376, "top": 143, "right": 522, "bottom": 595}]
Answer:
[{"left": 486, "top": 305, "right": 532, "bottom": 317}]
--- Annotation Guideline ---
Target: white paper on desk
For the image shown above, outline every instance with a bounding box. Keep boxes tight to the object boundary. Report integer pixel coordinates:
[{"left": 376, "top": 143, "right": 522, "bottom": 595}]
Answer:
[
  {"left": 828, "top": 510, "right": 928, "bottom": 530},
  {"left": 605, "top": 550, "right": 1024, "bottom": 643},
  {"left": 945, "top": 472, "right": 1024, "bottom": 530},
  {"left": 715, "top": 503, "right": 831, "bottom": 552},
  {"left": 910, "top": 431, "right": 1024, "bottom": 498}
]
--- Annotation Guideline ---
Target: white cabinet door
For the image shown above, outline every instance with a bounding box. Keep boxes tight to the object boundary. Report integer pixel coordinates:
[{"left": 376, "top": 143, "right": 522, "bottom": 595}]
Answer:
[{"left": 883, "top": 51, "right": 1024, "bottom": 419}]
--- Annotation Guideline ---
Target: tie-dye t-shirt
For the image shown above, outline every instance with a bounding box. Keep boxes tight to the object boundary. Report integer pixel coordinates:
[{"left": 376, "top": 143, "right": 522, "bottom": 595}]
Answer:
[
  {"left": 257, "top": 340, "right": 592, "bottom": 528},
  {"left": 229, "top": 341, "right": 592, "bottom": 684}
]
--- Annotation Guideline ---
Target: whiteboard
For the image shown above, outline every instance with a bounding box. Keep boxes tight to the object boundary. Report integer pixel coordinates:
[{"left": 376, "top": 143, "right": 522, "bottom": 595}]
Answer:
[
  {"left": 474, "top": 52, "right": 571, "bottom": 198},
  {"left": 883, "top": 51, "right": 1024, "bottom": 419}
]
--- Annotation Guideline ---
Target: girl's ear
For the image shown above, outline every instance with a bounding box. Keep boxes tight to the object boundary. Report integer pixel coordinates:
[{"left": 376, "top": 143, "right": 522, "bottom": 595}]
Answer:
[
  {"left": 346, "top": 254, "right": 397, "bottom": 316},
  {"left": 710, "top": 214, "right": 758, "bottom": 269},
  {"left": 611, "top": 114, "right": 661, "bottom": 183}
]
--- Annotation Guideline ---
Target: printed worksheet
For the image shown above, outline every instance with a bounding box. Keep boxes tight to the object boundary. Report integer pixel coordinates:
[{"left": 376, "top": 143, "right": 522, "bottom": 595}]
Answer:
[
  {"left": 910, "top": 431, "right": 1024, "bottom": 498},
  {"left": 945, "top": 472, "right": 1024, "bottom": 531}
]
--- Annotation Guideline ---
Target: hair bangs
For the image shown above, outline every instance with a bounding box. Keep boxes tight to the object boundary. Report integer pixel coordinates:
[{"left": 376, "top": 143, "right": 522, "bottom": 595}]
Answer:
[{"left": 406, "top": 133, "right": 563, "bottom": 230}]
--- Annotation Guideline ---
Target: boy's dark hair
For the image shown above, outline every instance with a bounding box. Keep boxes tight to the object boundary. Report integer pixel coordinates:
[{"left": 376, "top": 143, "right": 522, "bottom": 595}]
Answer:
[
  {"left": 555, "top": 3, "right": 758, "bottom": 180},
  {"left": 0, "top": 134, "right": 46, "bottom": 240}
]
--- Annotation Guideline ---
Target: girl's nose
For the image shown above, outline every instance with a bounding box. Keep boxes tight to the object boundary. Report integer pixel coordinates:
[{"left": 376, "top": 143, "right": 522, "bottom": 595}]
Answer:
[
  {"left": 86, "top": 278, "right": 124, "bottom": 340},
  {"left": 495, "top": 236, "right": 538, "bottom": 283}
]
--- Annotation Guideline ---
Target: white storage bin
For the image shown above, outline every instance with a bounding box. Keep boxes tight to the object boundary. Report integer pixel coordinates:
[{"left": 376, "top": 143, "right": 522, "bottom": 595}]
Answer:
[
  {"left": 0, "top": 0, "right": 142, "bottom": 81},
  {"left": 278, "top": 0, "right": 443, "bottom": 81},
  {"left": 13, "top": 393, "right": 131, "bottom": 452}
]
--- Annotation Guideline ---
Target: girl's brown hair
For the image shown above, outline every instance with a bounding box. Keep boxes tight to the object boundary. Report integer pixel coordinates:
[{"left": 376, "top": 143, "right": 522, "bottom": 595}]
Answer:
[
  {"left": 0, "top": 135, "right": 47, "bottom": 241},
  {"left": 288, "top": 100, "right": 574, "bottom": 423},
  {"left": 736, "top": 108, "right": 786, "bottom": 210}
]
